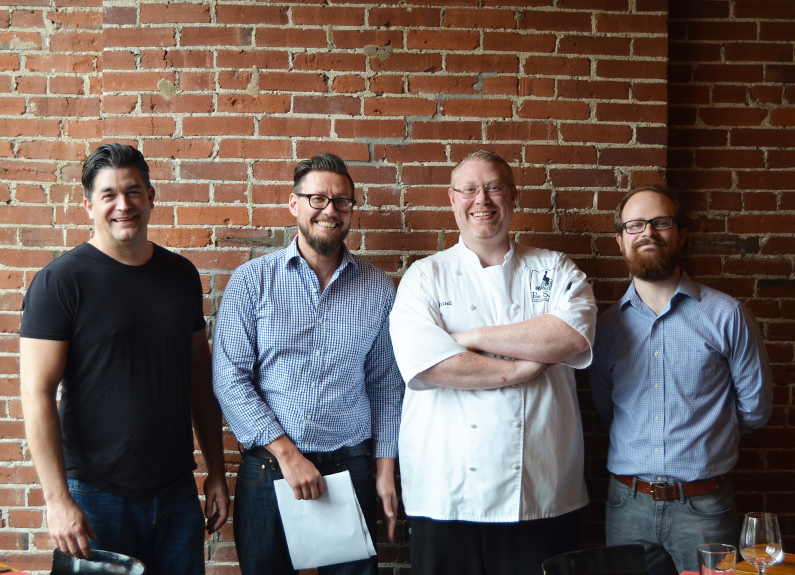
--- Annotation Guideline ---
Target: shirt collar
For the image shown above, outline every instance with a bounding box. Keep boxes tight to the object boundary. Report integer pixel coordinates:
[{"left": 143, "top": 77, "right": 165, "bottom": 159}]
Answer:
[
  {"left": 619, "top": 268, "right": 701, "bottom": 311},
  {"left": 284, "top": 236, "right": 359, "bottom": 275},
  {"left": 457, "top": 236, "right": 515, "bottom": 267}
]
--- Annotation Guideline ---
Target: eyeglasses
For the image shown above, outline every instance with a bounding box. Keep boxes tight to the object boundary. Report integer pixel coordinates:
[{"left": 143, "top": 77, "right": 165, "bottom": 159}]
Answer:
[
  {"left": 621, "top": 216, "right": 676, "bottom": 234},
  {"left": 295, "top": 192, "right": 357, "bottom": 213},
  {"left": 451, "top": 183, "right": 512, "bottom": 198}
]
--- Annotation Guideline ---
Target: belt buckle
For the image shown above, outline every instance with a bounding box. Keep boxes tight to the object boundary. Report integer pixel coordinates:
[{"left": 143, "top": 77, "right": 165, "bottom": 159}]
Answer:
[{"left": 649, "top": 481, "right": 677, "bottom": 501}]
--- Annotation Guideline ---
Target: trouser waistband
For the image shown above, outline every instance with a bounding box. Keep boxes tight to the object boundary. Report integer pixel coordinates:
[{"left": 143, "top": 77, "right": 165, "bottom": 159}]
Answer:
[
  {"left": 246, "top": 439, "right": 372, "bottom": 466},
  {"left": 612, "top": 474, "right": 727, "bottom": 501}
]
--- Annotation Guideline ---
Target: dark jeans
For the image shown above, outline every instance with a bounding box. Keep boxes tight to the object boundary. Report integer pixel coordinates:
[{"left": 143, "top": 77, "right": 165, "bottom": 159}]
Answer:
[
  {"left": 67, "top": 473, "right": 205, "bottom": 575},
  {"left": 233, "top": 451, "right": 378, "bottom": 575},
  {"left": 408, "top": 509, "right": 581, "bottom": 575}
]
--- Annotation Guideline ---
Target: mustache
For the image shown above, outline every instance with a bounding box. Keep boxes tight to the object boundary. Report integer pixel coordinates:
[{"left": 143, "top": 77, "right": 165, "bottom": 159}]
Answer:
[{"left": 634, "top": 238, "right": 666, "bottom": 248}]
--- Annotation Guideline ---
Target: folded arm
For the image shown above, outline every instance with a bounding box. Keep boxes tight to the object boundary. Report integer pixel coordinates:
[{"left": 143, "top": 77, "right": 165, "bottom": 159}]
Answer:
[{"left": 20, "top": 337, "right": 96, "bottom": 559}]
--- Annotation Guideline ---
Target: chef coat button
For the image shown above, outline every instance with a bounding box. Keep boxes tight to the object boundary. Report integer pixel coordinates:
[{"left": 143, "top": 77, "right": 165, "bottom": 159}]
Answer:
[
  {"left": 469, "top": 467, "right": 476, "bottom": 471},
  {"left": 470, "top": 424, "right": 477, "bottom": 429},
  {"left": 513, "top": 464, "right": 520, "bottom": 471},
  {"left": 514, "top": 422, "right": 521, "bottom": 429},
  {"left": 470, "top": 305, "right": 476, "bottom": 310}
]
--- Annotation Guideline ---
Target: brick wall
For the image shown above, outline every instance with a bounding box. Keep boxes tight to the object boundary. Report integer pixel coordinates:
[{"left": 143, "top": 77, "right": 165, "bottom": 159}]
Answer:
[{"left": 0, "top": 1, "right": 791, "bottom": 573}]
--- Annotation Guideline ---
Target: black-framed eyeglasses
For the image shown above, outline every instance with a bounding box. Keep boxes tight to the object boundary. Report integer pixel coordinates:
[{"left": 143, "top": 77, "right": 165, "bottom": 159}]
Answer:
[
  {"left": 621, "top": 216, "right": 676, "bottom": 234},
  {"left": 295, "top": 192, "right": 357, "bottom": 213},
  {"left": 452, "top": 183, "right": 512, "bottom": 198}
]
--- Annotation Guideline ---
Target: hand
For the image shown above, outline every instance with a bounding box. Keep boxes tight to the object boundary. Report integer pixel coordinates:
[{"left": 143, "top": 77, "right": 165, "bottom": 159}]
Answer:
[
  {"left": 375, "top": 458, "right": 398, "bottom": 542},
  {"left": 47, "top": 496, "right": 97, "bottom": 559},
  {"left": 202, "top": 473, "right": 230, "bottom": 534},
  {"left": 279, "top": 452, "right": 325, "bottom": 500}
]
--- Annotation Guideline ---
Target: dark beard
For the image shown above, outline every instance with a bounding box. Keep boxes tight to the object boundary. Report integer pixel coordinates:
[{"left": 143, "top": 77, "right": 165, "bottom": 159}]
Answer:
[
  {"left": 298, "top": 220, "right": 348, "bottom": 257},
  {"left": 624, "top": 239, "right": 681, "bottom": 281}
]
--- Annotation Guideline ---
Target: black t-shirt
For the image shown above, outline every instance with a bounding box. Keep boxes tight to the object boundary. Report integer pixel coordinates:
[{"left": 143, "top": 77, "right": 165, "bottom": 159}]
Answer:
[{"left": 20, "top": 242, "right": 205, "bottom": 498}]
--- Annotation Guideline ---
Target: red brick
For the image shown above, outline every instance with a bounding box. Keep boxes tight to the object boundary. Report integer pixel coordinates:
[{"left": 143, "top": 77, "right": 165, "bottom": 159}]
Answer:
[
  {"left": 374, "top": 143, "right": 447, "bottom": 164},
  {"left": 370, "top": 53, "right": 442, "bottom": 74},
  {"left": 518, "top": 100, "right": 590, "bottom": 121},
  {"left": 335, "top": 119, "right": 405, "bottom": 140},
  {"left": 760, "top": 21, "right": 795, "bottom": 41},
  {"left": 216, "top": 95, "right": 291, "bottom": 115},
  {"left": 557, "top": 0, "right": 629, "bottom": 10},
  {"left": 177, "top": 206, "right": 250, "bottom": 227},
  {"left": 409, "top": 75, "right": 477, "bottom": 96},
  {"left": 549, "top": 168, "right": 619, "bottom": 189},
  {"left": 334, "top": 29, "right": 403, "bottom": 50},
  {"left": 182, "top": 117, "right": 255, "bottom": 137},
  {"left": 252, "top": 207, "right": 297, "bottom": 228},
  {"left": 292, "top": 6, "right": 364, "bottom": 26},
  {"left": 364, "top": 96, "right": 435, "bottom": 118},
  {"left": 444, "top": 8, "right": 517, "bottom": 29},
  {"left": 518, "top": 78, "right": 556, "bottom": 97},
  {"left": 749, "top": 86, "right": 783, "bottom": 105},
  {"left": 596, "top": 60, "right": 667, "bottom": 80},
  {"left": 441, "top": 98, "right": 512, "bottom": 118},
  {"left": 140, "top": 3, "right": 210, "bottom": 23},
  {"left": 406, "top": 30, "right": 478, "bottom": 51},
  {"left": 215, "top": 50, "right": 288, "bottom": 71},
  {"left": 179, "top": 162, "right": 248, "bottom": 182},
  {"left": 735, "top": 0, "right": 795, "bottom": 18},
  {"left": 557, "top": 79, "right": 629, "bottom": 100},
  {"left": 296, "top": 141, "right": 368, "bottom": 162},
  {"left": 103, "top": 6, "right": 136, "bottom": 25},
  {"left": 217, "top": 139, "right": 291, "bottom": 160},
  {"left": 0, "top": 97, "right": 25, "bottom": 116},
  {"left": 483, "top": 32, "right": 556, "bottom": 53},
  {"left": 599, "top": 148, "right": 666, "bottom": 167},
  {"left": 368, "top": 7, "right": 441, "bottom": 27},
  {"left": 103, "top": 27, "right": 175, "bottom": 48},
  {"left": 260, "top": 117, "right": 330, "bottom": 138},
  {"left": 561, "top": 35, "right": 630, "bottom": 56},
  {"left": 296, "top": 52, "right": 366, "bottom": 73},
  {"left": 524, "top": 55, "right": 590, "bottom": 76},
  {"left": 49, "top": 76, "right": 86, "bottom": 95},
  {"left": 370, "top": 75, "right": 404, "bottom": 95},
  {"left": 519, "top": 10, "right": 592, "bottom": 32},
  {"left": 216, "top": 5, "right": 287, "bottom": 25},
  {"left": 483, "top": 77, "right": 519, "bottom": 96},
  {"left": 634, "top": 37, "right": 668, "bottom": 58},
  {"left": 16, "top": 141, "right": 84, "bottom": 161},
  {"left": 155, "top": 183, "right": 210, "bottom": 204},
  {"left": 526, "top": 144, "right": 597, "bottom": 165},
  {"left": 255, "top": 27, "right": 326, "bottom": 49},
  {"left": 596, "top": 13, "right": 666, "bottom": 34},
  {"left": 295, "top": 96, "right": 361, "bottom": 116},
  {"left": 487, "top": 120, "right": 557, "bottom": 141},
  {"left": 332, "top": 75, "right": 365, "bottom": 94},
  {"left": 699, "top": 108, "right": 767, "bottom": 127},
  {"left": 693, "top": 64, "right": 763, "bottom": 83},
  {"left": 180, "top": 27, "right": 252, "bottom": 47},
  {"left": 251, "top": 72, "right": 327, "bottom": 93},
  {"left": 141, "top": 49, "right": 215, "bottom": 70}
]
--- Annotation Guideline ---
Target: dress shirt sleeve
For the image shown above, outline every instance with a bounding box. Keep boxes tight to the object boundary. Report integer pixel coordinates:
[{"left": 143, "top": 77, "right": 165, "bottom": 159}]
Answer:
[
  {"left": 588, "top": 317, "right": 615, "bottom": 430},
  {"left": 211, "top": 266, "right": 285, "bottom": 449},
  {"left": 389, "top": 263, "right": 467, "bottom": 391},
  {"left": 730, "top": 302, "right": 772, "bottom": 432},
  {"left": 548, "top": 255, "right": 597, "bottom": 369},
  {"left": 363, "top": 287, "right": 404, "bottom": 459}
]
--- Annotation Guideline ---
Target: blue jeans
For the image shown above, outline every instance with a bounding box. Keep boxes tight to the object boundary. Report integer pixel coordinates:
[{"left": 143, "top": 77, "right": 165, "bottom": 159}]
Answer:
[
  {"left": 67, "top": 473, "right": 205, "bottom": 575},
  {"left": 233, "top": 452, "right": 378, "bottom": 575},
  {"left": 605, "top": 475, "right": 738, "bottom": 575}
]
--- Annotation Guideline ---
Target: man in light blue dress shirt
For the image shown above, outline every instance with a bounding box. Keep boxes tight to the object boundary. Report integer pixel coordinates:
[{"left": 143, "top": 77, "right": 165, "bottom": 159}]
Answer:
[
  {"left": 212, "top": 154, "right": 403, "bottom": 575},
  {"left": 589, "top": 186, "right": 772, "bottom": 575}
]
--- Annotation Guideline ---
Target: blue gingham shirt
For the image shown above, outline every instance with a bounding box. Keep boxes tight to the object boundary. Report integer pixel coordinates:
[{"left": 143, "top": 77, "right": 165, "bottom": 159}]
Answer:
[
  {"left": 589, "top": 271, "right": 771, "bottom": 482},
  {"left": 212, "top": 239, "right": 403, "bottom": 459}
]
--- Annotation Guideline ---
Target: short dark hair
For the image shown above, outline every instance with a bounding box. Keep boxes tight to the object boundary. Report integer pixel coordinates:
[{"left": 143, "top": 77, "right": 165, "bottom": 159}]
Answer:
[
  {"left": 450, "top": 149, "right": 515, "bottom": 188},
  {"left": 82, "top": 143, "right": 151, "bottom": 200},
  {"left": 614, "top": 185, "right": 687, "bottom": 233},
  {"left": 293, "top": 153, "right": 355, "bottom": 196}
]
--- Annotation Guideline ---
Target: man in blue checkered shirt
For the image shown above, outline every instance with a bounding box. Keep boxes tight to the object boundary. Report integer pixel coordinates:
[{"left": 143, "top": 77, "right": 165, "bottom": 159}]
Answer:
[
  {"left": 589, "top": 186, "right": 772, "bottom": 575},
  {"left": 212, "top": 154, "right": 403, "bottom": 575}
]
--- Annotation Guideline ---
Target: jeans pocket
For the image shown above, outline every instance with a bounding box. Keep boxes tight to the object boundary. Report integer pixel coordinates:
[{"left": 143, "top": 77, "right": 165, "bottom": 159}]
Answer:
[
  {"left": 686, "top": 490, "right": 735, "bottom": 518},
  {"left": 606, "top": 479, "right": 631, "bottom": 509},
  {"left": 67, "top": 478, "right": 103, "bottom": 495},
  {"left": 237, "top": 457, "right": 274, "bottom": 485}
]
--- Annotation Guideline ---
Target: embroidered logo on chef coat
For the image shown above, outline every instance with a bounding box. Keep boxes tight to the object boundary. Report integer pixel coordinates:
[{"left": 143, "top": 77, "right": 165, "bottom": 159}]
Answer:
[{"left": 531, "top": 268, "right": 554, "bottom": 302}]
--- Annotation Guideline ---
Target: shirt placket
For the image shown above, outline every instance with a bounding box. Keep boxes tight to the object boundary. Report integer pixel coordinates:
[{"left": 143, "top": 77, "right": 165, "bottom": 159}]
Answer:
[
  {"left": 649, "top": 316, "right": 666, "bottom": 480},
  {"left": 301, "top": 268, "right": 325, "bottom": 446}
]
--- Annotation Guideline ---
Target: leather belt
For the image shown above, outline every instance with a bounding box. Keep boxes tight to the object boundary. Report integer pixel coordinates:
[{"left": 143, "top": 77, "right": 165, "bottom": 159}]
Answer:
[
  {"left": 246, "top": 439, "right": 371, "bottom": 466},
  {"left": 613, "top": 474, "right": 727, "bottom": 501}
]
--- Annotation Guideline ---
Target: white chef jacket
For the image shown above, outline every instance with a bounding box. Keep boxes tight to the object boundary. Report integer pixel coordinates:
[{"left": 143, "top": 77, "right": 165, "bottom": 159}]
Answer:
[{"left": 390, "top": 239, "right": 596, "bottom": 522}]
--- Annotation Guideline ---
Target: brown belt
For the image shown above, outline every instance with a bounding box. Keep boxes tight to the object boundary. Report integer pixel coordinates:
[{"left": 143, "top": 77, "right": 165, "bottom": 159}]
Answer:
[{"left": 612, "top": 474, "right": 727, "bottom": 501}]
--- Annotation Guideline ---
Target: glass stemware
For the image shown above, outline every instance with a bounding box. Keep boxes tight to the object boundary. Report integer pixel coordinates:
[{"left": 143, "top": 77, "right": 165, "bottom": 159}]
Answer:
[{"left": 739, "top": 512, "right": 784, "bottom": 575}]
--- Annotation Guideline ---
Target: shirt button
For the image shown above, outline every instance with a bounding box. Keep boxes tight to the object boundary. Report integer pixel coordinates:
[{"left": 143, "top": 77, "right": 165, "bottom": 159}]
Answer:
[
  {"left": 655, "top": 384, "right": 660, "bottom": 389},
  {"left": 307, "top": 415, "right": 312, "bottom": 420},
  {"left": 318, "top": 319, "right": 323, "bottom": 324},
  {"left": 655, "top": 448, "right": 660, "bottom": 453},
  {"left": 658, "top": 477, "right": 664, "bottom": 481},
  {"left": 316, "top": 350, "right": 321, "bottom": 356},
  {"left": 655, "top": 416, "right": 660, "bottom": 421},
  {"left": 654, "top": 351, "right": 659, "bottom": 356}
]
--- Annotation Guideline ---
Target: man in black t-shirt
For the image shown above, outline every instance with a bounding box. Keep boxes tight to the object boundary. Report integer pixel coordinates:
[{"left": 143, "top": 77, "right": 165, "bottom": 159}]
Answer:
[{"left": 19, "top": 144, "right": 229, "bottom": 575}]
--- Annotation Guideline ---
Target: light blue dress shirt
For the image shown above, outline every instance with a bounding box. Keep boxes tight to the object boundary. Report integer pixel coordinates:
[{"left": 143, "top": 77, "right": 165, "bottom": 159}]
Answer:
[
  {"left": 589, "top": 271, "right": 771, "bottom": 483},
  {"left": 212, "top": 239, "right": 403, "bottom": 459}
]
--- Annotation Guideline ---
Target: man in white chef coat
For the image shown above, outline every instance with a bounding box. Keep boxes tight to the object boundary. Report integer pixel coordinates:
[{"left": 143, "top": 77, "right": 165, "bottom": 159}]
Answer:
[{"left": 390, "top": 149, "right": 597, "bottom": 575}]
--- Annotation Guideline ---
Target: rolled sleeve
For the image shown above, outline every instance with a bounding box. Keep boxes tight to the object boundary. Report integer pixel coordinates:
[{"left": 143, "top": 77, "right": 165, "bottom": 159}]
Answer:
[
  {"left": 549, "top": 255, "right": 597, "bottom": 370},
  {"left": 731, "top": 303, "right": 772, "bottom": 432}
]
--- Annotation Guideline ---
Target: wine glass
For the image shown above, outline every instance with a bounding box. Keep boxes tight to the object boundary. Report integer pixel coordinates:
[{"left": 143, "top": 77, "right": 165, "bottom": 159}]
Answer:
[{"left": 739, "top": 512, "right": 784, "bottom": 575}]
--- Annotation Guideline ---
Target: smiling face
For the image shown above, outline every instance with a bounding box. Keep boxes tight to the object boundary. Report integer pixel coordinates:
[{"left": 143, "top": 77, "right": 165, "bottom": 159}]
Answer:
[
  {"left": 617, "top": 190, "right": 687, "bottom": 281},
  {"left": 83, "top": 166, "right": 155, "bottom": 258},
  {"left": 448, "top": 159, "right": 515, "bottom": 248},
  {"left": 289, "top": 170, "right": 353, "bottom": 259}
]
